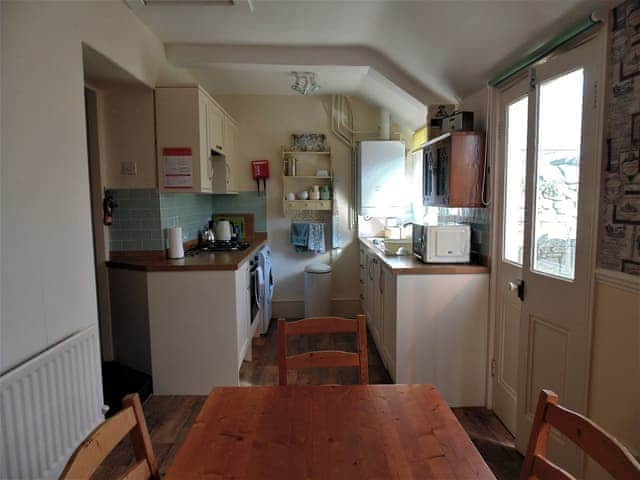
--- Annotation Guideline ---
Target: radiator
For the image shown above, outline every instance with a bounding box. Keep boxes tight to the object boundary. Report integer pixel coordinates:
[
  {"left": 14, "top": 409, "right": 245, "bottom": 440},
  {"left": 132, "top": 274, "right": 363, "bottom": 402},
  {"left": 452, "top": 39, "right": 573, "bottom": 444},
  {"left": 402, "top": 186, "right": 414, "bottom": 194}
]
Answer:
[{"left": 0, "top": 325, "right": 104, "bottom": 479}]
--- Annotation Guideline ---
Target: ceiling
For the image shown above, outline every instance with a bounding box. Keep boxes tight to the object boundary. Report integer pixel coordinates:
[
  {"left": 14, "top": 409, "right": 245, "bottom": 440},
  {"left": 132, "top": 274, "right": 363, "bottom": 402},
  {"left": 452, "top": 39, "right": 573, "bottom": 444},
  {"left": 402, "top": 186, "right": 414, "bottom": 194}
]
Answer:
[{"left": 128, "top": 0, "right": 612, "bottom": 128}]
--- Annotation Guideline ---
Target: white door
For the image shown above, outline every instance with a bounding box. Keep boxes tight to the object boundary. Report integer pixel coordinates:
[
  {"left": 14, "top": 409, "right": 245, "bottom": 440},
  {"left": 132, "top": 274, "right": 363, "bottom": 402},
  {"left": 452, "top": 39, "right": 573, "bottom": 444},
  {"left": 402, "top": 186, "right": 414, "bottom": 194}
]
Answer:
[
  {"left": 493, "top": 77, "right": 529, "bottom": 434},
  {"left": 515, "top": 36, "right": 602, "bottom": 473}
]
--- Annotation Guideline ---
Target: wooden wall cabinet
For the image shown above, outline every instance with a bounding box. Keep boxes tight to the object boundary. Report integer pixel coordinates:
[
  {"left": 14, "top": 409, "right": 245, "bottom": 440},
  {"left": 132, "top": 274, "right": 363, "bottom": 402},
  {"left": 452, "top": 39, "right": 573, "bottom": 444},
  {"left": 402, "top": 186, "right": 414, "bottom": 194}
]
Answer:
[
  {"left": 423, "top": 131, "right": 485, "bottom": 207},
  {"left": 155, "top": 86, "right": 238, "bottom": 194}
]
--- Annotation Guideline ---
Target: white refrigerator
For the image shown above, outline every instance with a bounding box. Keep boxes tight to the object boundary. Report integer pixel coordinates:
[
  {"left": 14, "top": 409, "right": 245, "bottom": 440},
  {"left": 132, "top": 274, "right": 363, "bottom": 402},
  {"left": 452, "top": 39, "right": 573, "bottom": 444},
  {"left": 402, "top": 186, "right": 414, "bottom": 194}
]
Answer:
[{"left": 357, "top": 140, "right": 407, "bottom": 217}]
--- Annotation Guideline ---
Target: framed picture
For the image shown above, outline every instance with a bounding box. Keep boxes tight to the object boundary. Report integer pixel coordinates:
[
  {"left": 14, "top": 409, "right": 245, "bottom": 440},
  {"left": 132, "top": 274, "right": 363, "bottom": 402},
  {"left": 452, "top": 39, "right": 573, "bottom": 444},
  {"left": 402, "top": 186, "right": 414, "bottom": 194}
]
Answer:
[
  {"left": 633, "top": 113, "right": 640, "bottom": 144},
  {"left": 622, "top": 259, "right": 640, "bottom": 275},
  {"left": 620, "top": 46, "right": 640, "bottom": 80},
  {"left": 613, "top": 197, "right": 640, "bottom": 224}
]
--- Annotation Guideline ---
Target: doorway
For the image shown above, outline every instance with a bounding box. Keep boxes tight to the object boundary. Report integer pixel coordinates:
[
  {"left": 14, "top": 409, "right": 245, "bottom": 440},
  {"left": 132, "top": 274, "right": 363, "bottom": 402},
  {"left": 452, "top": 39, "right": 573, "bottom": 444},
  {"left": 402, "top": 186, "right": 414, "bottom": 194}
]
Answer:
[
  {"left": 83, "top": 45, "right": 156, "bottom": 414},
  {"left": 491, "top": 32, "right": 605, "bottom": 474}
]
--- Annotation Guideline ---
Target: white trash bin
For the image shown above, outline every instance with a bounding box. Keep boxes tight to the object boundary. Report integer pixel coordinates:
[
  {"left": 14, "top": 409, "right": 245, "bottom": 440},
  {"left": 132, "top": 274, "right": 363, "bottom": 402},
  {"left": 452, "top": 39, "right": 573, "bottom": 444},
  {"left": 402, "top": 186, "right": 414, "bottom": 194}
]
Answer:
[{"left": 304, "top": 263, "right": 332, "bottom": 317}]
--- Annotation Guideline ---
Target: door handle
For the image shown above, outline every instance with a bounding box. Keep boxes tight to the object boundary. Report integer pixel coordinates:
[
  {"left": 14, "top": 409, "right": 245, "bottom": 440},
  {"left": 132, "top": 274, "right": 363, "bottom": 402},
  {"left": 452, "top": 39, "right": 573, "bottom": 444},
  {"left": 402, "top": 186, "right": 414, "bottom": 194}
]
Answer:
[{"left": 508, "top": 280, "right": 525, "bottom": 302}]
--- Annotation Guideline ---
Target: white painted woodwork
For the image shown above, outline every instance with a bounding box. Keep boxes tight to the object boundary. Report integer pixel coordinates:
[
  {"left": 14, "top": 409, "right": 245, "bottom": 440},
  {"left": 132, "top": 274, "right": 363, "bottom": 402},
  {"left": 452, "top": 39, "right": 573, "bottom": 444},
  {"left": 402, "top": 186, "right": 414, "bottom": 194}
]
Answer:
[
  {"left": 0, "top": 326, "right": 104, "bottom": 480},
  {"left": 492, "top": 76, "right": 529, "bottom": 435},
  {"left": 207, "top": 100, "right": 225, "bottom": 154},
  {"left": 146, "top": 266, "right": 252, "bottom": 394},
  {"left": 155, "top": 86, "right": 237, "bottom": 193},
  {"left": 360, "top": 245, "right": 489, "bottom": 406},
  {"left": 212, "top": 115, "right": 239, "bottom": 194},
  {"left": 514, "top": 34, "right": 604, "bottom": 475}
]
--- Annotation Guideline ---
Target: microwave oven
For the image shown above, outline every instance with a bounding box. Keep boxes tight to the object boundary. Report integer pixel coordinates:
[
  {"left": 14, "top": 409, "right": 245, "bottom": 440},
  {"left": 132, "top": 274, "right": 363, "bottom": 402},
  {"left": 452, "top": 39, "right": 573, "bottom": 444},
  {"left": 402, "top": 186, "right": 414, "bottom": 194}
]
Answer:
[{"left": 412, "top": 224, "right": 470, "bottom": 263}]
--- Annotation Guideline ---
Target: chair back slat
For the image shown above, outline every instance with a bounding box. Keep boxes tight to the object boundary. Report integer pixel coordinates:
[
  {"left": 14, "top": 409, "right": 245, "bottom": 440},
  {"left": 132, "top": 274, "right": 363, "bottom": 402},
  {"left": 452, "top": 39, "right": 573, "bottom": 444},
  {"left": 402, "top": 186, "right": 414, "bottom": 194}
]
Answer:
[
  {"left": 121, "top": 459, "right": 152, "bottom": 480},
  {"left": 531, "top": 455, "right": 575, "bottom": 480},
  {"left": 286, "top": 350, "right": 360, "bottom": 369},
  {"left": 284, "top": 316, "right": 359, "bottom": 335},
  {"left": 278, "top": 315, "right": 369, "bottom": 386},
  {"left": 520, "top": 390, "right": 640, "bottom": 480},
  {"left": 61, "top": 407, "right": 137, "bottom": 478},
  {"left": 60, "top": 393, "right": 159, "bottom": 480}
]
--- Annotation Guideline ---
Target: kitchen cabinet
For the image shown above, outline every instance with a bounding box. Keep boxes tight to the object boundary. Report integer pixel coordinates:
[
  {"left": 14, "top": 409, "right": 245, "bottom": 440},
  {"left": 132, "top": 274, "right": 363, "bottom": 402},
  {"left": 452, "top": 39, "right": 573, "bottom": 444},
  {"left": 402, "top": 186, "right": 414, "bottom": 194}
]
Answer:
[
  {"left": 360, "top": 241, "right": 488, "bottom": 407},
  {"left": 155, "top": 86, "right": 238, "bottom": 193},
  {"left": 207, "top": 101, "right": 225, "bottom": 155},
  {"left": 423, "top": 131, "right": 485, "bottom": 207},
  {"left": 212, "top": 116, "right": 239, "bottom": 193},
  {"left": 145, "top": 265, "right": 254, "bottom": 394}
]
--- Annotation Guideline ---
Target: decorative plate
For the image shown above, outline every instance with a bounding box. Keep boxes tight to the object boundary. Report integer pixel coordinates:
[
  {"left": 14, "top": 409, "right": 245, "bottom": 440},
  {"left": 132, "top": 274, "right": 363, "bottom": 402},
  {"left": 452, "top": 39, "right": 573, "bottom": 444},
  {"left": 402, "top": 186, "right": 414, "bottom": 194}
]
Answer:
[{"left": 291, "top": 133, "right": 327, "bottom": 152}]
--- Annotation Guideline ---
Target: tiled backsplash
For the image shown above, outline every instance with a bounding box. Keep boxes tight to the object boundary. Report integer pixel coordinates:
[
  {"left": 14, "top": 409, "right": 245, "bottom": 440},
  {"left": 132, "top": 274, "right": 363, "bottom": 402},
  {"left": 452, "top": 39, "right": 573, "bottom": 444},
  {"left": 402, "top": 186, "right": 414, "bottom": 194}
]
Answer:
[
  {"left": 109, "top": 189, "right": 163, "bottom": 252},
  {"left": 109, "top": 189, "right": 267, "bottom": 251},
  {"left": 434, "top": 207, "right": 491, "bottom": 257},
  {"left": 159, "top": 192, "right": 214, "bottom": 247},
  {"left": 210, "top": 192, "right": 267, "bottom": 232}
]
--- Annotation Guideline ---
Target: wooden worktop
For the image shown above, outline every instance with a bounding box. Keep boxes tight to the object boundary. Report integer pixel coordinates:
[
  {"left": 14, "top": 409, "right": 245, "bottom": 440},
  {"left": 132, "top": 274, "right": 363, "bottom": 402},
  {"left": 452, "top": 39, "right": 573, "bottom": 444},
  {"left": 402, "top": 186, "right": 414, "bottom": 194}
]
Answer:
[
  {"left": 107, "top": 233, "right": 267, "bottom": 272},
  {"left": 359, "top": 237, "right": 489, "bottom": 275}
]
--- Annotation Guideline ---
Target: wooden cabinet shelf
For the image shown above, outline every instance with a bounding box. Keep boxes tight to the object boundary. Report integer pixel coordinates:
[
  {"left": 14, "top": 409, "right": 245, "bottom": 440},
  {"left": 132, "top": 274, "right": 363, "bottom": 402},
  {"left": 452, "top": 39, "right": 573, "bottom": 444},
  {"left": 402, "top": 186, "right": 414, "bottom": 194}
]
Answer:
[
  {"left": 283, "top": 175, "right": 332, "bottom": 180},
  {"left": 283, "top": 200, "right": 331, "bottom": 212},
  {"left": 283, "top": 151, "right": 331, "bottom": 155},
  {"left": 282, "top": 144, "right": 333, "bottom": 216},
  {"left": 423, "top": 131, "right": 485, "bottom": 207}
]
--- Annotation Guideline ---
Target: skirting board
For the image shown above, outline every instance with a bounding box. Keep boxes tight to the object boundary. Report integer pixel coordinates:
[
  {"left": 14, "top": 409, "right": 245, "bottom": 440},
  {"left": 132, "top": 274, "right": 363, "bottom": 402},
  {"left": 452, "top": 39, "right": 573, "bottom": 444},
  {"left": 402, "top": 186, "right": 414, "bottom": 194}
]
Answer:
[{"left": 272, "top": 298, "right": 361, "bottom": 319}]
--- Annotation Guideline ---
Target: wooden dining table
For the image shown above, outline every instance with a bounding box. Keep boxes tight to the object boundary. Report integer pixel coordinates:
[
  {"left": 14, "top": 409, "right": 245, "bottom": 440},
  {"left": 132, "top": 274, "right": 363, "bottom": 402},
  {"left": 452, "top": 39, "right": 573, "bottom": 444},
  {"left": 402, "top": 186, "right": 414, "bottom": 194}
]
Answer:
[{"left": 166, "top": 384, "right": 497, "bottom": 479}]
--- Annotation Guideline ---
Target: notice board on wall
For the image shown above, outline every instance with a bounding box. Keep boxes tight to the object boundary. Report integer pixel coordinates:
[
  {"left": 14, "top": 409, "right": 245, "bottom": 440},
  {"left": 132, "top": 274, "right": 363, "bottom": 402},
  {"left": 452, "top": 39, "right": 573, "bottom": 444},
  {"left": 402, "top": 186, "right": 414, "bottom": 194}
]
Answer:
[{"left": 163, "top": 147, "right": 193, "bottom": 188}]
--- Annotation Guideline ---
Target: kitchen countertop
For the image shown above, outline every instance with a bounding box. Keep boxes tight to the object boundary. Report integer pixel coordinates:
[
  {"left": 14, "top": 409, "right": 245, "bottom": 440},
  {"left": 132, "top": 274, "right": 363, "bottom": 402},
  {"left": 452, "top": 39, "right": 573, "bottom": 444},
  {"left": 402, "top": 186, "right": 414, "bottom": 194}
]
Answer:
[
  {"left": 107, "top": 233, "right": 267, "bottom": 272},
  {"left": 359, "top": 237, "right": 489, "bottom": 275}
]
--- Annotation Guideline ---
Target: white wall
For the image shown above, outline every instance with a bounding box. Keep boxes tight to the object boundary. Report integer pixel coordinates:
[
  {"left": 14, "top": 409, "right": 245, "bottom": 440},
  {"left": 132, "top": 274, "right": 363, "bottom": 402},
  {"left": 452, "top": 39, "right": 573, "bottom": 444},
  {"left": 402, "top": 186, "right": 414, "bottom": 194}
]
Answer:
[
  {"left": 101, "top": 85, "right": 157, "bottom": 189},
  {"left": 0, "top": 1, "right": 195, "bottom": 373},
  {"left": 459, "top": 86, "right": 489, "bottom": 132},
  {"left": 216, "top": 95, "right": 380, "bottom": 314}
]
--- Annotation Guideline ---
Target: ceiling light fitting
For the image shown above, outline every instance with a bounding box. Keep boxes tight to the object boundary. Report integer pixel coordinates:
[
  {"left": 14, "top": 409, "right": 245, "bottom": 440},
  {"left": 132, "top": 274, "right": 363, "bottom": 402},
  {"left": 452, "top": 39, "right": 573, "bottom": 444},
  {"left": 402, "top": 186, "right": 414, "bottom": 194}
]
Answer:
[{"left": 290, "top": 72, "right": 320, "bottom": 96}]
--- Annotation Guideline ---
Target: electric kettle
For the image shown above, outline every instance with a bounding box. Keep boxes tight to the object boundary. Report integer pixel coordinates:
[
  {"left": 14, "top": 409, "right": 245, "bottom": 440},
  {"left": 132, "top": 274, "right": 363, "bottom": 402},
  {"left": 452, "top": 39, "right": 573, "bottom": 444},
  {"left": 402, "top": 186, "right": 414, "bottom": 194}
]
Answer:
[{"left": 215, "top": 220, "right": 232, "bottom": 241}]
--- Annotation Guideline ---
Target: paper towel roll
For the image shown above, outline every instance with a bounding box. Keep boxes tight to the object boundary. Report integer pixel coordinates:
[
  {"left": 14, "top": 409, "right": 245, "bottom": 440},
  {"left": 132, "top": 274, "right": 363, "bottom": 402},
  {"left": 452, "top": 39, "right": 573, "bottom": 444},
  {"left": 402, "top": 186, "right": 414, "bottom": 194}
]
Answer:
[{"left": 167, "top": 227, "right": 184, "bottom": 259}]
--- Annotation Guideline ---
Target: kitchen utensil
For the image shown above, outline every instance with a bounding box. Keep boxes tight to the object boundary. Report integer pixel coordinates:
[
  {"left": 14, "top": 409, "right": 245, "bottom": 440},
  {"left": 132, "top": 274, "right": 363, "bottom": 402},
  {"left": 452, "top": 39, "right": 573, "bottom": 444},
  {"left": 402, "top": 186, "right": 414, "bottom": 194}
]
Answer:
[{"left": 215, "top": 220, "right": 232, "bottom": 241}]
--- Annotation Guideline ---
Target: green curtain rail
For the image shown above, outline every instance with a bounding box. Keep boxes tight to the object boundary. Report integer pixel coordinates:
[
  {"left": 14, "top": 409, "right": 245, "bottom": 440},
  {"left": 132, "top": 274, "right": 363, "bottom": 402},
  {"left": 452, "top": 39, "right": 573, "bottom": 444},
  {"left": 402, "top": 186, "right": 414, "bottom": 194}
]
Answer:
[{"left": 488, "top": 13, "right": 602, "bottom": 87}]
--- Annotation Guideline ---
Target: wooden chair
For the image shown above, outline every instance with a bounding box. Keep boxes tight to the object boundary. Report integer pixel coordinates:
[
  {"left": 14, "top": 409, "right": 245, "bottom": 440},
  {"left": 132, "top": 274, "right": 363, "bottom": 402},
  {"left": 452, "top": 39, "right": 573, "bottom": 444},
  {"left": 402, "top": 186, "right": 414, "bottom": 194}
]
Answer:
[
  {"left": 278, "top": 315, "right": 369, "bottom": 385},
  {"left": 60, "top": 393, "right": 159, "bottom": 480},
  {"left": 520, "top": 390, "right": 640, "bottom": 480}
]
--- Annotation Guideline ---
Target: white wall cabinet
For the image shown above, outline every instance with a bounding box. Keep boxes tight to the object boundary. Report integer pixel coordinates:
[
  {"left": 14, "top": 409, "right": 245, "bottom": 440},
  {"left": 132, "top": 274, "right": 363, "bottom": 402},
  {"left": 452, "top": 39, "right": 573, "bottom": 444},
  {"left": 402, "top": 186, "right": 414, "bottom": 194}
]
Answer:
[
  {"left": 360, "top": 242, "right": 488, "bottom": 407},
  {"left": 212, "top": 116, "right": 239, "bottom": 194},
  {"left": 155, "top": 86, "right": 238, "bottom": 194}
]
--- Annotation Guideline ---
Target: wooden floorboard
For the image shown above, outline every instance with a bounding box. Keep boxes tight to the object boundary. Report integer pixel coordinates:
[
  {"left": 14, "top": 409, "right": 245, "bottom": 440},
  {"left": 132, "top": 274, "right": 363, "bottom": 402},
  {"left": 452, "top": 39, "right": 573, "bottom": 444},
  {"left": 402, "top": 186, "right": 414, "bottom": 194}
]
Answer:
[{"left": 97, "top": 321, "right": 522, "bottom": 479}]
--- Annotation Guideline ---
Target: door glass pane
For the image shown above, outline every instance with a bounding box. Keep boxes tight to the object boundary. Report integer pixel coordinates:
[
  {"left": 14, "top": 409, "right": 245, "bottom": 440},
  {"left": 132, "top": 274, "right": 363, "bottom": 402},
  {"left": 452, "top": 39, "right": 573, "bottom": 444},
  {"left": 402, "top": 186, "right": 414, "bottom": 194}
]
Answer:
[
  {"left": 503, "top": 96, "right": 528, "bottom": 265},
  {"left": 533, "top": 68, "right": 584, "bottom": 280}
]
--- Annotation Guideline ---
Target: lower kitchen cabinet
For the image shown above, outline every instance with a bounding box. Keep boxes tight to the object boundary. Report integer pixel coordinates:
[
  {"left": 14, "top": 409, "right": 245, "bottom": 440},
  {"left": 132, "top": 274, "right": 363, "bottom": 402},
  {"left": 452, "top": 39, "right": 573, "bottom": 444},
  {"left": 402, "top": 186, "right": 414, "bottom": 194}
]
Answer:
[
  {"left": 360, "top": 243, "right": 489, "bottom": 407},
  {"left": 147, "top": 266, "right": 254, "bottom": 394},
  {"left": 109, "top": 264, "right": 254, "bottom": 395}
]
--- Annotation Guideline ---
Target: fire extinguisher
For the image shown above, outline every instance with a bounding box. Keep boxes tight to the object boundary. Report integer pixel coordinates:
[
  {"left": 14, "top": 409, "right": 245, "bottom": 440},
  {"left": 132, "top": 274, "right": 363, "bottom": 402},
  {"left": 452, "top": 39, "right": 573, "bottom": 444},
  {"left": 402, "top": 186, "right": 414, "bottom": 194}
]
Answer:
[{"left": 103, "top": 190, "right": 118, "bottom": 226}]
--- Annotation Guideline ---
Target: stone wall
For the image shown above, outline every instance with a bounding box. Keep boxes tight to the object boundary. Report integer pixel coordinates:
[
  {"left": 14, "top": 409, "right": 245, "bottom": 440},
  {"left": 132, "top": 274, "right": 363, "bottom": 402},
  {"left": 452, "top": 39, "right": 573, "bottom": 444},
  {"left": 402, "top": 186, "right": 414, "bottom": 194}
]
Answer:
[{"left": 598, "top": 0, "right": 640, "bottom": 275}]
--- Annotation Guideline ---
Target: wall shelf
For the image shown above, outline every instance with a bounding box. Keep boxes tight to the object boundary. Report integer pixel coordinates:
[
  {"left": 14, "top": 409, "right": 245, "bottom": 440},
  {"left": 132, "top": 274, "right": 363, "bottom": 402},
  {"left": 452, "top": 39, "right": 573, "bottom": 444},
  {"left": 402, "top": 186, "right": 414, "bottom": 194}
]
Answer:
[
  {"left": 283, "top": 200, "right": 332, "bottom": 212},
  {"left": 283, "top": 175, "right": 332, "bottom": 180},
  {"left": 282, "top": 144, "right": 333, "bottom": 217},
  {"left": 283, "top": 151, "right": 331, "bottom": 155}
]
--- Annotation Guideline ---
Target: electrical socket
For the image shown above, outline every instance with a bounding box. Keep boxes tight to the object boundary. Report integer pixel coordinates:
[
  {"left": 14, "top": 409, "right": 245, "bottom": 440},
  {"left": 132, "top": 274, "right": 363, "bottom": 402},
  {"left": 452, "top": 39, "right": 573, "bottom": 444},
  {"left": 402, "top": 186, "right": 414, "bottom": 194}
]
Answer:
[{"left": 121, "top": 161, "right": 137, "bottom": 175}]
